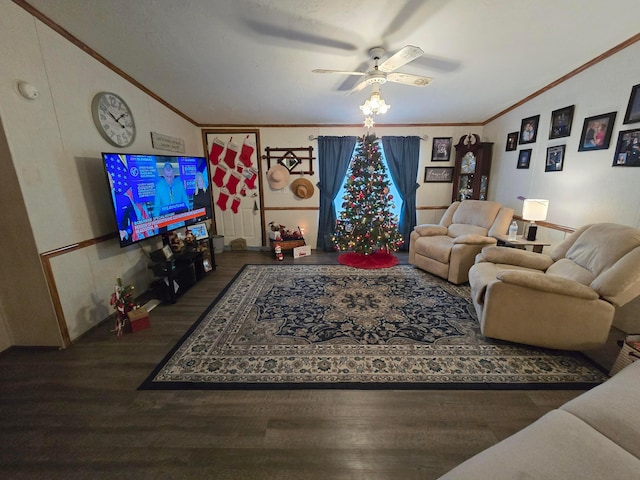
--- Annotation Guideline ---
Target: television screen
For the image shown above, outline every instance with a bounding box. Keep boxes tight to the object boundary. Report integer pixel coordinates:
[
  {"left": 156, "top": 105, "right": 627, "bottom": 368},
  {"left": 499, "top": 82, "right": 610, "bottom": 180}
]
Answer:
[{"left": 102, "top": 152, "right": 212, "bottom": 248}]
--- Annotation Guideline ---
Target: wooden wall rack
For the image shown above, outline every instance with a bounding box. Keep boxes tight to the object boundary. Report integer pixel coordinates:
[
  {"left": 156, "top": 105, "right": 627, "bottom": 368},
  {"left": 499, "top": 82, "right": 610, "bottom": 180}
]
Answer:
[{"left": 262, "top": 146, "right": 315, "bottom": 175}]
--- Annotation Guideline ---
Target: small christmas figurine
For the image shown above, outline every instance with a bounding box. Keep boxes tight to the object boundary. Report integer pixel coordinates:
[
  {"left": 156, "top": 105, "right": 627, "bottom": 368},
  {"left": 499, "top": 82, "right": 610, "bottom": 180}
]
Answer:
[
  {"left": 274, "top": 244, "right": 283, "bottom": 261},
  {"left": 110, "top": 278, "right": 137, "bottom": 336}
]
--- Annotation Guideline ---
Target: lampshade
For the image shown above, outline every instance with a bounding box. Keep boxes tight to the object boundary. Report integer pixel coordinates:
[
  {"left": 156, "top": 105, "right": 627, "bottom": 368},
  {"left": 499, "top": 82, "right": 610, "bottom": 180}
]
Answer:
[{"left": 522, "top": 199, "right": 549, "bottom": 222}]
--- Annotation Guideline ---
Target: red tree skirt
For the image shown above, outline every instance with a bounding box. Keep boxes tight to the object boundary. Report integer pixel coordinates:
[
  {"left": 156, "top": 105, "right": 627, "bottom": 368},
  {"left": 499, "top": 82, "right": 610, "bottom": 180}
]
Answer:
[{"left": 337, "top": 251, "right": 399, "bottom": 270}]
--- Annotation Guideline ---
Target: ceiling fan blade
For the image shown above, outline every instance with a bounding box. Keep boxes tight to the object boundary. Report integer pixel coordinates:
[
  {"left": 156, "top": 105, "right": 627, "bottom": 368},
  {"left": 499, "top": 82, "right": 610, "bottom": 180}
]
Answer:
[
  {"left": 386, "top": 72, "right": 433, "bottom": 87},
  {"left": 378, "top": 45, "right": 424, "bottom": 72},
  {"left": 312, "top": 69, "right": 366, "bottom": 76},
  {"left": 347, "top": 81, "right": 369, "bottom": 96}
]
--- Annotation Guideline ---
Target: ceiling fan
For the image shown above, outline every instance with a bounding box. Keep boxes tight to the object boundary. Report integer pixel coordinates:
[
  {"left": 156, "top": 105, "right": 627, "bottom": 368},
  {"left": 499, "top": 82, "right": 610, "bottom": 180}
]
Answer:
[{"left": 313, "top": 45, "right": 433, "bottom": 95}]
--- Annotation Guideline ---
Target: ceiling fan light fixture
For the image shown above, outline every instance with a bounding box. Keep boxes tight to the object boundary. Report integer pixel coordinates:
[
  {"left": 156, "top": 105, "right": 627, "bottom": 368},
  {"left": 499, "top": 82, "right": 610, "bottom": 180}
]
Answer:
[{"left": 359, "top": 86, "right": 390, "bottom": 116}]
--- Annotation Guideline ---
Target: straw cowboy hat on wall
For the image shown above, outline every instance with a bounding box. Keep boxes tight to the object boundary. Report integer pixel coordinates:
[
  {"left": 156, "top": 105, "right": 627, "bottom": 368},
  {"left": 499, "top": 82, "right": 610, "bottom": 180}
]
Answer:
[
  {"left": 266, "top": 164, "right": 290, "bottom": 190},
  {"left": 290, "top": 178, "right": 315, "bottom": 199}
]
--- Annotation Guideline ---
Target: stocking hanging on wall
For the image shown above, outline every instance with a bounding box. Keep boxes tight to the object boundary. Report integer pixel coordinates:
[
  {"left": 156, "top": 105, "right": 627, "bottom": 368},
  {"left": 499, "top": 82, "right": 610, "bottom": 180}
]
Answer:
[
  {"left": 230, "top": 196, "right": 242, "bottom": 214},
  {"left": 238, "top": 135, "right": 255, "bottom": 167},
  {"left": 212, "top": 164, "right": 229, "bottom": 188},
  {"left": 225, "top": 170, "right": 243, "bottom": 195},
  {"left": 209, "top": 137, "right": 225, "bottom": 165},
  {"left": 216, "top": 189, "right": 230, "bottom": 211},
  {"left": 242, "top": 166, "right": 259, "bottom": 190},
  {"left": 222, "top": 138, "right": 239, "bottom": 169}
]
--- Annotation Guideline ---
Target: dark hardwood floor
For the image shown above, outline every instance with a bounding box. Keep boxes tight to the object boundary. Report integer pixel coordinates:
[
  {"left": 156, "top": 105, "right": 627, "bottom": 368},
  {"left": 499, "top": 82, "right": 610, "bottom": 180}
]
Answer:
[{"left": 0, "top": 250, "right": 586, "bottom": 479}]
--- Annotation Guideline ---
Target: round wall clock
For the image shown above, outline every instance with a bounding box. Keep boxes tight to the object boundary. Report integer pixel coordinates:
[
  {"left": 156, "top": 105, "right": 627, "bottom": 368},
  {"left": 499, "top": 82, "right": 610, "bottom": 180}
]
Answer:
[{"left": 91, "top": 92, "right": 136, "bottom": 147}]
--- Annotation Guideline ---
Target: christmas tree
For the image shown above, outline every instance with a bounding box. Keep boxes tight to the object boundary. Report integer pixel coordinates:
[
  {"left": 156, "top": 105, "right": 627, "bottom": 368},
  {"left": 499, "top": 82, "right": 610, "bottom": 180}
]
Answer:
[{"left": 332, "top": 134, "right": 403, "bottom": 255}]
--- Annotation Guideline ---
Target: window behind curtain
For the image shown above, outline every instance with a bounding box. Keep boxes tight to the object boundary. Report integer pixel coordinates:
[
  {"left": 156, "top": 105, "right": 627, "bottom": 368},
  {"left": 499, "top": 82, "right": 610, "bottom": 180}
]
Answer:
[{"left": 333, "top": 142, "right": 401, "bottom": 220}]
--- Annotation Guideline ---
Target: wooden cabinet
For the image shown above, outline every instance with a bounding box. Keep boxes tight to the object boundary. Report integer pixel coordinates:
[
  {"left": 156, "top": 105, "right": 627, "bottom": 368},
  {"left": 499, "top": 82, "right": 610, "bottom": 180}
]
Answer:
[{"left": 452, "top": 134, "right": 493, "bottom": 202}]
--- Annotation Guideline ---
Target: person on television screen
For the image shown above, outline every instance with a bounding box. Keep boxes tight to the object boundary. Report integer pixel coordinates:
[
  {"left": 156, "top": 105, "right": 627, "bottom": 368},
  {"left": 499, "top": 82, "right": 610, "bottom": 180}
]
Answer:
[
  {"left": 153, "top": 162, "right": 190, "bottom": 218},
  {"left": 108, "top": 172, "right": 137, "bottom": 242},
  {"left": 192, "top": 171, "right": 212, "bottom": 221}
]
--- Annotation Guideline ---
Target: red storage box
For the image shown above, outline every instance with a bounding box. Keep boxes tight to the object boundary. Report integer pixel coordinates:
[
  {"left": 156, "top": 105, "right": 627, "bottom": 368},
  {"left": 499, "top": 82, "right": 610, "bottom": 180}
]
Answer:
[{"left": 127, "top": 308, "right": 150, "bottom": 332}]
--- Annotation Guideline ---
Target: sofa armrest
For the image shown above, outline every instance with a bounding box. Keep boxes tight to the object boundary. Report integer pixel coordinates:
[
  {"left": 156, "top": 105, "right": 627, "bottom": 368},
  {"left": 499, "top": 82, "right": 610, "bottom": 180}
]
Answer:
[
  {"left": 453, "top": 234, "right": 498, "bottom": 246},
  {"left": 414, "top": 224, "right": 448, "bottom": 236},
  {"left": 480, "top": 246, "right": 554, "bottom": 270},
  {"left": 496, "top": 270, "right": 600, "bottom": 300}
]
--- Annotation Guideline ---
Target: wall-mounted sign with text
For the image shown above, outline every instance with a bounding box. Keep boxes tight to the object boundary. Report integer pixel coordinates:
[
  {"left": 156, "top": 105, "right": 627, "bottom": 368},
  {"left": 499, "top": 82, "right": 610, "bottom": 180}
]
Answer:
[{"left": 150, "top": 132, "right": 185, "bottom": 153}]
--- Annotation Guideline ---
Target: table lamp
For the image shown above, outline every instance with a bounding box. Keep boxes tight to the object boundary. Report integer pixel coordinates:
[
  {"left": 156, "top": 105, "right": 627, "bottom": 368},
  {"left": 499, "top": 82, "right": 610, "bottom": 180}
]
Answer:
[{"left": 522, "top": 199, "right": 549, "bottom": 241}]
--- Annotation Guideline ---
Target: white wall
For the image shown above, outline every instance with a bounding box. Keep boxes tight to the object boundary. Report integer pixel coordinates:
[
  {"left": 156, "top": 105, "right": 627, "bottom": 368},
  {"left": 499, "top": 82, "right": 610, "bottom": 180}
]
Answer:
[
  {"left": 0, "top": 1, "right": 203, "bottom": 346},
  {"left": 484, "top": 41, "right": 640, "bottom": 247}
]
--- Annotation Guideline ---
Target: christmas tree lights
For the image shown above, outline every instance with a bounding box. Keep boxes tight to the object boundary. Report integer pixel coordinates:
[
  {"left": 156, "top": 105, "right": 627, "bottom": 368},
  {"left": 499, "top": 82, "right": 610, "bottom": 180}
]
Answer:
[{"left": 332, "top": 134, "right": 403, "bottom": 255}]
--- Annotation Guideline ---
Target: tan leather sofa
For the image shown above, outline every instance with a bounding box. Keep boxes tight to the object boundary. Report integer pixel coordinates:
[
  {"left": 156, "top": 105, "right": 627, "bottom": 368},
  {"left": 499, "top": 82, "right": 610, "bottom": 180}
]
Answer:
[
  {"left": 469, "top": 223, "right": 640, "bottom": 350},
  {"left": 437, "top": 359, "right": 640, "bottom": 479},
  {"left": 409, "top": 200, "right": 514, "bottom": 284}
]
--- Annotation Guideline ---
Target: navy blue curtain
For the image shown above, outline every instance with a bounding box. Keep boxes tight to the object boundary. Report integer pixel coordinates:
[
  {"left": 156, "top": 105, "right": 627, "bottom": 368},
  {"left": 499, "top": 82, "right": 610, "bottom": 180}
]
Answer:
[
  {"left": 381, "top": 136, "right": 420, "bottom": 251},
  {"left": 316, "top": 136, "right": 357, "bottom": 251}
]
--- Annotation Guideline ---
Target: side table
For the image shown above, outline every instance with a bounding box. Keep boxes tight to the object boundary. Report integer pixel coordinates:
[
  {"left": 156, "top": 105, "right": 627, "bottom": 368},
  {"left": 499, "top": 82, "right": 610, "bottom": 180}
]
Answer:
[{"left": 493, "top": 234, "right": 550, "bottom": 253}]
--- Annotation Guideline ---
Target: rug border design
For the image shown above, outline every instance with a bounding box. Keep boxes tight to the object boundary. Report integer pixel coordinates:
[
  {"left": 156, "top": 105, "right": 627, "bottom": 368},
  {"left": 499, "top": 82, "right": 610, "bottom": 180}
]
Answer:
[{"left": 139, "top": 264, "right": 607, "bottom": 391}]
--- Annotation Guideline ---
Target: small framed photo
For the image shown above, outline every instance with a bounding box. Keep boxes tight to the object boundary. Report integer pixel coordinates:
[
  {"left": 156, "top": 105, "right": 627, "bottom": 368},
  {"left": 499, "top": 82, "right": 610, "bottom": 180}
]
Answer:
[
  {"left": 424, "top": 167, "right": 454, "bottom": 183},
  {"left": 612, "top": 128, "right": 640, "bottom": 166},
  {"left": 190, "top": 222, "right": 209, "bottom": 240},
  {"left": 549, "top": 105, "right": 575, "bottom": 139},
  {"left": 545, "top": 145, "right": 566, "bottom": 172},
  {"left": 202, "top": 257, "right": 213, "bottom": 272},
  {"left": 623, "top": 84, "right": 640, "bottom": 124},
  {"left": 578, "top": 112, "right": 617, "bottom": 151},
  {"left": 506, "top": 132, "right": 518, "bottom": 151},
  {"left": 517, "top": 149, "right": 532, "bottom": 169},
  {"left": 519, "top": 114, "right": 540, "bottom": 144},
  {"left": 431, "top": 137, "right": 452, "bottom": 161},
  {"left": 161, "top": 244, "right": 173, "bottom": 260}
]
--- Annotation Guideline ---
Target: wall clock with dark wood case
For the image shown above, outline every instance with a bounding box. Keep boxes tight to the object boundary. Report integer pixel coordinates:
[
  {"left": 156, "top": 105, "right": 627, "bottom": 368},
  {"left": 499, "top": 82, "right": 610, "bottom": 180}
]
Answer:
[{"left": 452, "top": 134, "right": 493, "bottom": 202}]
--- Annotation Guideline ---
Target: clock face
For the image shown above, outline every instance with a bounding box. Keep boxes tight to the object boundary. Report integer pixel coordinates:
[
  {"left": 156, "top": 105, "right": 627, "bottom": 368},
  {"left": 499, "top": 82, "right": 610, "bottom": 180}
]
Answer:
[
  {"left": 461, "top": 152, "right": 476, "bottom": 173},
  {"left": 91, "top": 92, "right": 136, "bottom": 147}
]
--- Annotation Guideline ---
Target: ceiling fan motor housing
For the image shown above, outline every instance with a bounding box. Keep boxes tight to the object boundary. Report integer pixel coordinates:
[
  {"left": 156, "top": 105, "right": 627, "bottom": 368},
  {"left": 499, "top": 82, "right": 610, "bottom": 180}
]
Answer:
[{"left": 366, "top": 70, "right": 387, "bottom": 85}]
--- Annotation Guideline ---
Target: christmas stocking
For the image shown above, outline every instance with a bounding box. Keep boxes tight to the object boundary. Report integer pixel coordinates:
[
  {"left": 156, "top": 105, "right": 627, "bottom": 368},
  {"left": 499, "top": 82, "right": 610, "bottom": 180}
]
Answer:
[
  {"left": 212, "top": 164, "right": 228, "bottom": 188},
  {"left": 242, "top": 167, "right": 259, "bottom": 190},
  {"left": 238, "top": 135, "right": 255, "bottom": 167},
  {"left": 230, "top": 196, "right": 242, "bottom": 214},
  {"left": 216, "top": 189, "right": 230, "bottom": 211},
  {"left": 225, "top": 170, "right": 243, "bottom": 195},
  {"left": 209, "top": 137, "right": 225, "bottom": 165},
  {"left": 222, "top": 139, "right": 239, "bottom": 169}
]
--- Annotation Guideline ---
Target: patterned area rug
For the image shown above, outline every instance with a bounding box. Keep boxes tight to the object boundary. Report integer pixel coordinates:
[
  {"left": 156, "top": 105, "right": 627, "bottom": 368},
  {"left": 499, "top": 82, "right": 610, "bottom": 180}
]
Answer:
[{"left": 140, "top": 264, "right": 607, "bottom": 390}]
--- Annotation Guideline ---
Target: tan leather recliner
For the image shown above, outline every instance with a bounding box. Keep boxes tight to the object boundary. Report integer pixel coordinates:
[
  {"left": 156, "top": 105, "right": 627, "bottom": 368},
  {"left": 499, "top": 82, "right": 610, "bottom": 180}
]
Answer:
[
  {"left": 409, "top": 200, "right": 514, "bottom": 284},
  {"left": 469, "top": 223, "right": 640, "bottom": 350}
]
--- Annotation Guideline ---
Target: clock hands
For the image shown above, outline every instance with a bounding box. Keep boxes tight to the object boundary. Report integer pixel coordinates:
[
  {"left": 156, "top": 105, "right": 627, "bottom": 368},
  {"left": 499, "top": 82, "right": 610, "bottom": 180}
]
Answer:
[{"left": 107, "top": 110, "right": 128, "bottom": 129}]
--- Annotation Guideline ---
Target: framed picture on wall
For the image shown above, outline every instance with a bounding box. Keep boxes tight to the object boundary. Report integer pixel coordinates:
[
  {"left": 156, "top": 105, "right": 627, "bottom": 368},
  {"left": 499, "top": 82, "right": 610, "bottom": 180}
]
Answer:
[
  {"left": 612, "top": 128, "right": 640, "bottom": 166},
  {"left": 578, "top": 112, "right": 617, "bottom": 151},
  {"left": 431, "top": 137, "right": 452, "bottom": 161},
  {"left": 424, "top": 167, "right": 454, "bottom": 183},
  {"left": 506, "top": 132, "right": 518, "bottom": 151},
  {"left": 517, "top": 149, "right": 532, "bottom": 169},
  {"left": 549, "top": 105, "right": 575, "bottom": 139},
  {"left": 545, "top": 145, "right": 566, "bottom": 172},
  {"left": 623, "top": 84, "right": 640, "bottom": 124},
  {"left": 519, "top": 114, "right": 540, "bottom": 144}
]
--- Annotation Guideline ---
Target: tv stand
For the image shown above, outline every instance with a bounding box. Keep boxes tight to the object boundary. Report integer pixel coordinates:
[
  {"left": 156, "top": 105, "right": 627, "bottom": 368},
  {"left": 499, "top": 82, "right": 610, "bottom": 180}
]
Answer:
[{"left": 149, "top": 237, "right": 215, "bottom": 303}]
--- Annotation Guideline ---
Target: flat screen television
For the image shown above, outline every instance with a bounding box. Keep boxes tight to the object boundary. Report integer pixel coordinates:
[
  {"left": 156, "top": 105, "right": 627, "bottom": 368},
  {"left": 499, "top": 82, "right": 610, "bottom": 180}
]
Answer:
[{"left": 102, "top": 152, "right": 212, "bottom": 248}]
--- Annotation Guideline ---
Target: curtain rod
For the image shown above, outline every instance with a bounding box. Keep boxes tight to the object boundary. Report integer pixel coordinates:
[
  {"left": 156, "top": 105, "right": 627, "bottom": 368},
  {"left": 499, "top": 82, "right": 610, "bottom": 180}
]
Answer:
[{"left": 308, "top": 135, "right": 429, "bottom": 141}]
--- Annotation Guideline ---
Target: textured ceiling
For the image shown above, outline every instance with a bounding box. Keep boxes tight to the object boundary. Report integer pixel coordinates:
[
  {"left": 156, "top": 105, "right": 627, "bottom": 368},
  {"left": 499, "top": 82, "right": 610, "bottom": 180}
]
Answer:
[{"left": 22, "top": 0, "right": 640, "bottom": 125}]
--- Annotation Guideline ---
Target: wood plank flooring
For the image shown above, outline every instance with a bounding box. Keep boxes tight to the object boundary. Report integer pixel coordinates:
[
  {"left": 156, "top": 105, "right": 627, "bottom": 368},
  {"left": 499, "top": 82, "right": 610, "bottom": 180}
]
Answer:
[{"left": 0, "top": 250, "right": 587, "bottom": 479}]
